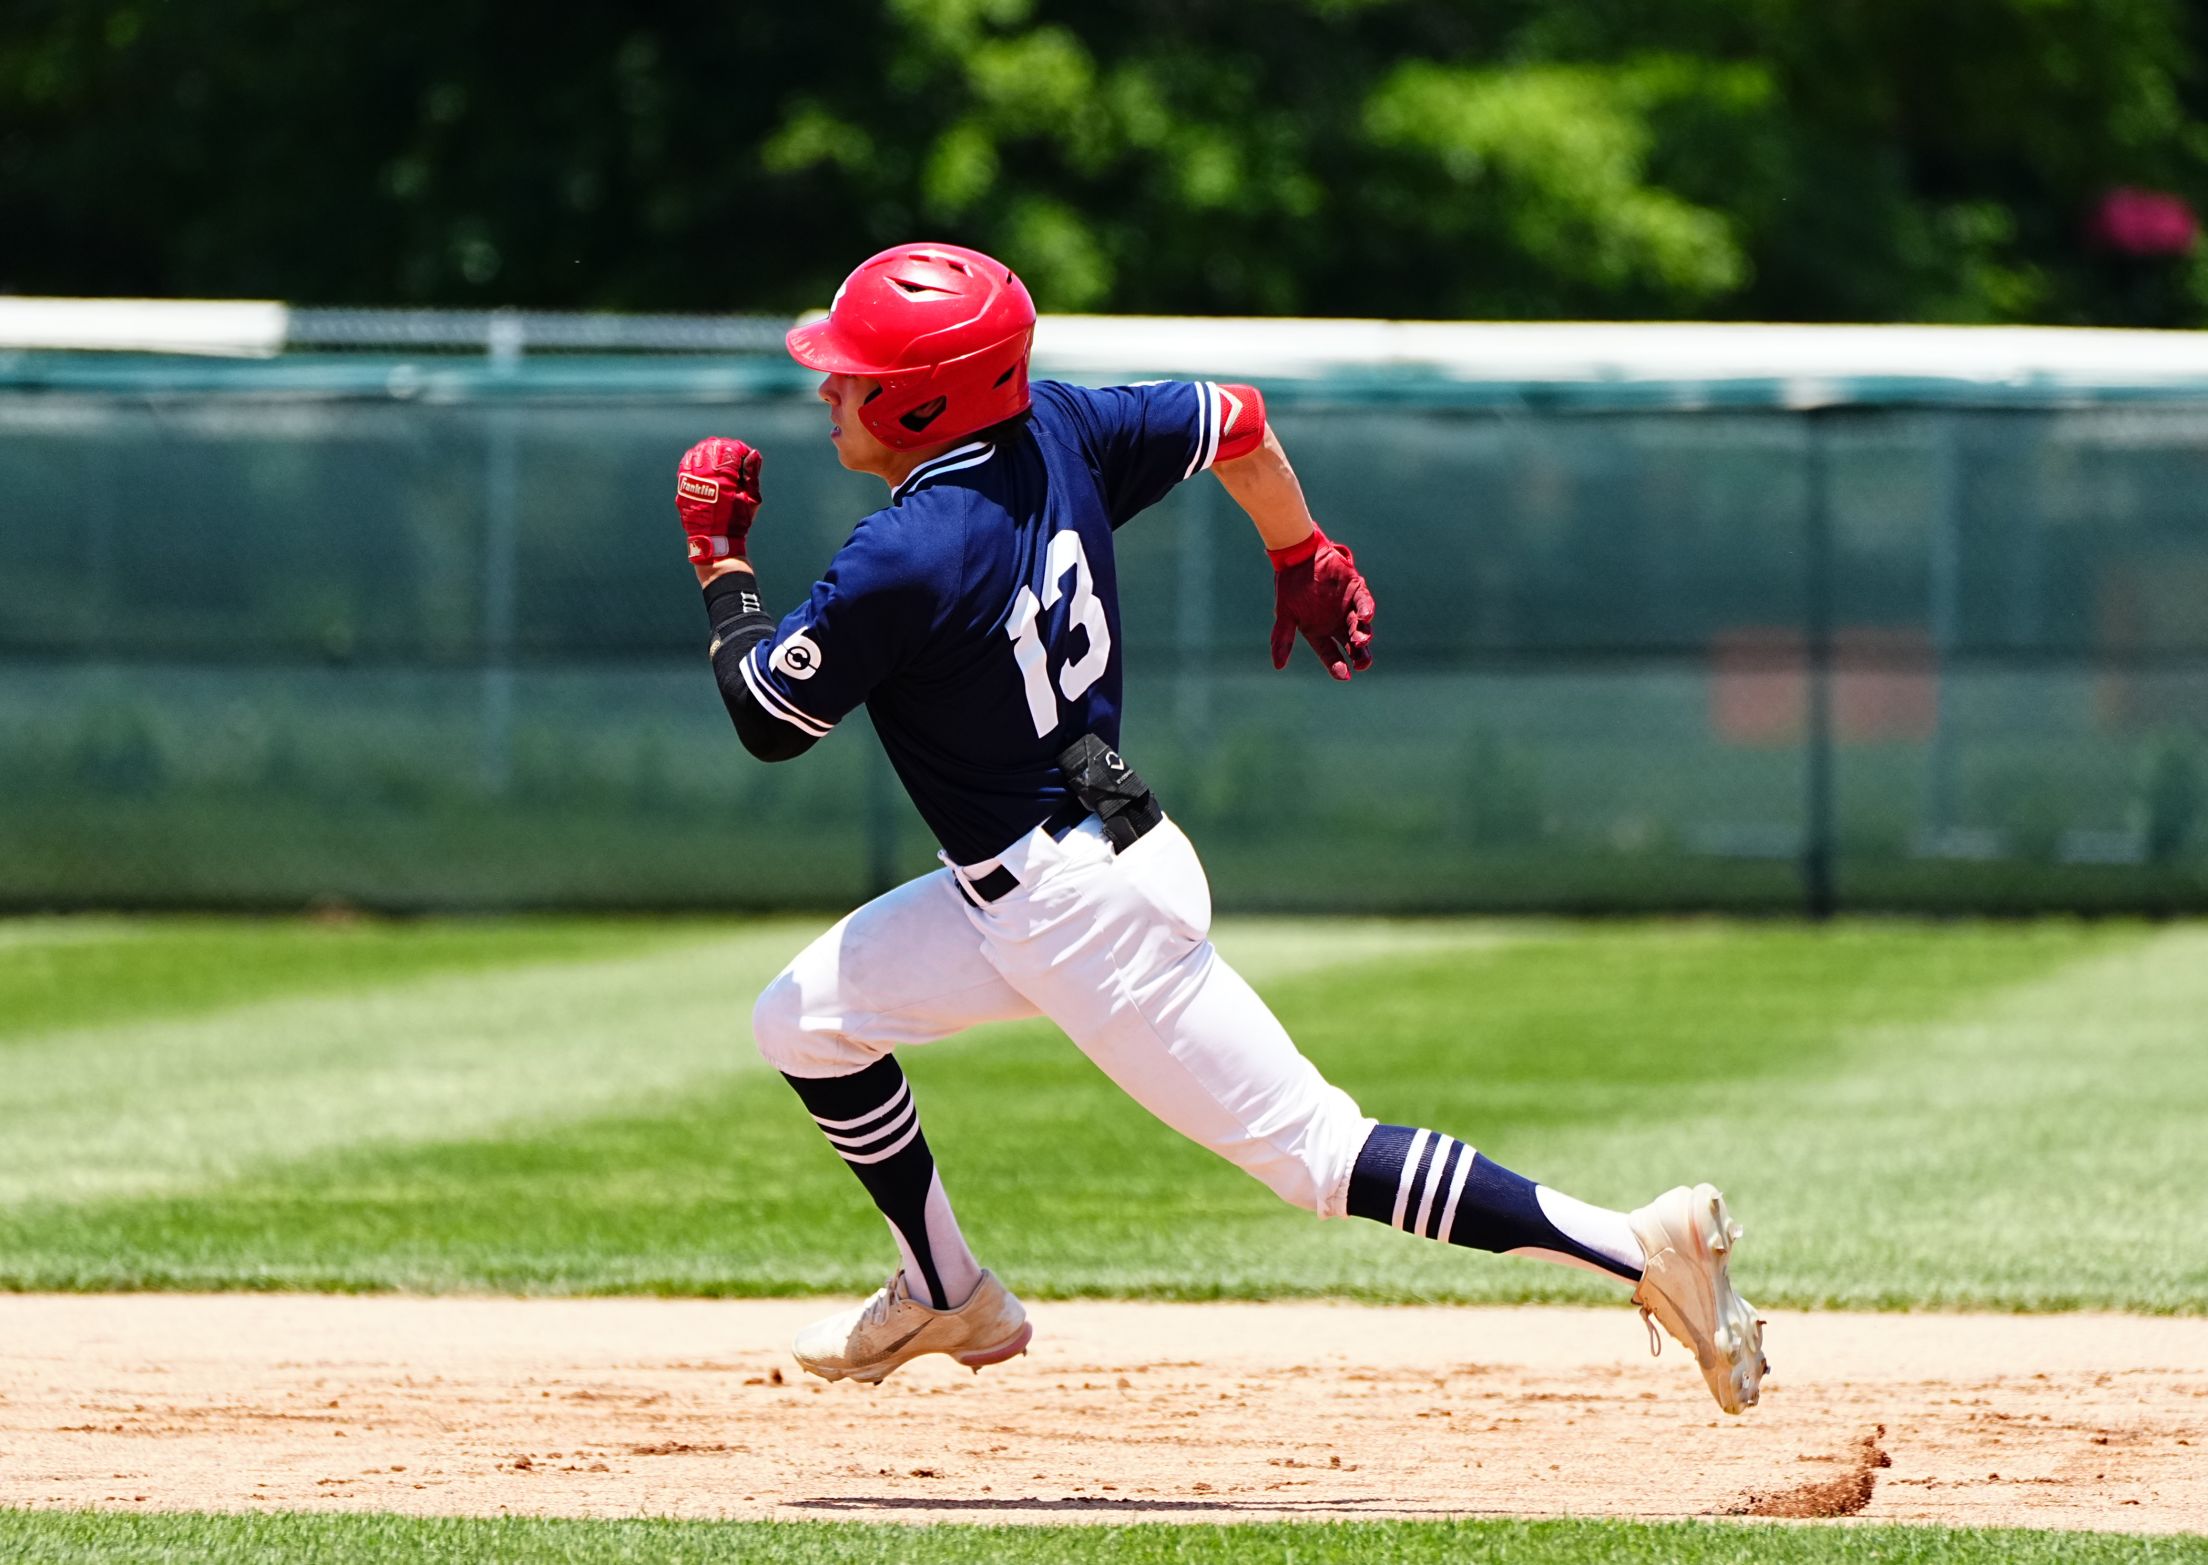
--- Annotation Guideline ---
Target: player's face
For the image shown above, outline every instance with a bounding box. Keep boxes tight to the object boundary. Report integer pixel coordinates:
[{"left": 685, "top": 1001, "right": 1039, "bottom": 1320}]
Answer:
[{"left": 818, "top": 373, "right": 899, "bottom": 479}]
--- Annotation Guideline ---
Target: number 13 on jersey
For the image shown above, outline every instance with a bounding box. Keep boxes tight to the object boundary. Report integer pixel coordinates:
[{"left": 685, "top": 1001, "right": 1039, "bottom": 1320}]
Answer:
[{"left": 1005, "top": 529, "right": 1112, "bottom": 739}]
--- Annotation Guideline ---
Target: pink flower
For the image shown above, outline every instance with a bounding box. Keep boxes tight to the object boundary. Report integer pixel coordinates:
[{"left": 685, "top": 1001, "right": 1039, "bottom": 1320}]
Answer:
[{"left": 2089, "top": 187, "right": 2199, "bottom": 258}]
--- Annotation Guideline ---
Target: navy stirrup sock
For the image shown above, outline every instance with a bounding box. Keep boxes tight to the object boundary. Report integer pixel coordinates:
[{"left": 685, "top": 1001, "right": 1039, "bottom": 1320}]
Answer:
[
  {"left": 1345, "top": 1124, "right": 1642, "bottom": 1282},
  {"left": 783, "top": 1055, "right": 952, "bottom": 1306}
]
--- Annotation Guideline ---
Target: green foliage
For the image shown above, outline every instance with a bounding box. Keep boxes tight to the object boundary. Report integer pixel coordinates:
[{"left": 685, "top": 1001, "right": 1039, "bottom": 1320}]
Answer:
[
  {"left": 1, "top": 1511, "right": 2201, "bottom": 1565},
  {"left": 1364, "top": 59, "right": 1753, "bottom": 309},
  {"left": 4, "top": 0, "right": 2206, "bottom": 322}
]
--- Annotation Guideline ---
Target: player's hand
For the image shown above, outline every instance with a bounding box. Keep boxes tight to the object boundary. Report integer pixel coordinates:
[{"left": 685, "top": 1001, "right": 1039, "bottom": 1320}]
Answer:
[
  {"left": 1269, "top": 525, "right": 1375, "bottom": 681},
  {"left": 676, "top": 437, "right": 764, "bottom": 564}
]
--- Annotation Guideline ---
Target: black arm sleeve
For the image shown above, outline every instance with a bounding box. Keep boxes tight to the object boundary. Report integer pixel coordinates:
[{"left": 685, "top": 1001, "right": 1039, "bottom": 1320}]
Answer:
[{"left": 703, "top": 571, "right": 817, "bottom": 763}]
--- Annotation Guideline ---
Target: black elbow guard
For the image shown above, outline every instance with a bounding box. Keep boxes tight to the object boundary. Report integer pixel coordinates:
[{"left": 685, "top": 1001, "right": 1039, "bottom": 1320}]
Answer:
[
  {"left": 703, "top": 573, "right": 818, "bottom": 762},
  {"left": 715, "top": 641, "right": 816, "bottom": 762}
]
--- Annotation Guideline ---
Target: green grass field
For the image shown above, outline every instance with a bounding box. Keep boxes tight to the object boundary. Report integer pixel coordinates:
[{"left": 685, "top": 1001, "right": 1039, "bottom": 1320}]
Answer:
[
  {"left": 5, "top": 1512, "right": 2204, "bottom": 1565},
  {"left": 5, "top": 913, "right": 2204, "bottom": 1560},
  {"left": 3, "top": 914, "right": 2203, "bottom": 1309}
]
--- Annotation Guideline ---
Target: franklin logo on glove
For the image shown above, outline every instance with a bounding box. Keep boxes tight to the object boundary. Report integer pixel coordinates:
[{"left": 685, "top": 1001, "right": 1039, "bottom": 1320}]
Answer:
[{"left": 676, "top": 437, "right": 763, "bottom": 563}]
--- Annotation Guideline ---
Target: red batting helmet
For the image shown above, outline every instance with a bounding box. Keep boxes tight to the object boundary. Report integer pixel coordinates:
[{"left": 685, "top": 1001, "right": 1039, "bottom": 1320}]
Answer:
[{"left": 786, "top": 243, "right": 1036, "bottom": 450}]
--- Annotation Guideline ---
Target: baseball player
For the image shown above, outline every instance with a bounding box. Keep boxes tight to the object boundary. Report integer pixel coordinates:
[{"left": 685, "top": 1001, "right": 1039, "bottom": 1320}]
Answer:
[{"left": 678, "top": 243, "right": 1767, "bottom": 1413}]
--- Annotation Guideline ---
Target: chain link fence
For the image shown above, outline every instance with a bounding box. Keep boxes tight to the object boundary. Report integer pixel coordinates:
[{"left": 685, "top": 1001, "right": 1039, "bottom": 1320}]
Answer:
[{"left": 4, "top": 321, "right": 2206, "bottom": 913}]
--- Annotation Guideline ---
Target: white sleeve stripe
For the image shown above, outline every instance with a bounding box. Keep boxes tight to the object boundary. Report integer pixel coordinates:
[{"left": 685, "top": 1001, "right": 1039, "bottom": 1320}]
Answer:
[
  {"left": 738, "top": 652, "right": 826, "bottom": 736},
  {"left": 739, "top": 647, "right": 834, "bottom": 737},
  {"left": 1181, "top": 380, "right": 1216, "bottom": 481},
  {"left": 1195, "top": 381, "right": 1226, "bottom": 475},
  {"left": 743, "top": 647, "right": 835, "bottom": 736}
]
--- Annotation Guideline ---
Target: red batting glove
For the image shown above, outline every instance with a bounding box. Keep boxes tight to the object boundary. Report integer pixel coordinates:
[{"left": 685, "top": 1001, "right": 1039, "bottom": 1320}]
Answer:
[
  {"left": 676, "top": 437, "right": 764, "bottom": 563},
  {"left": 1268, "top": 525, "right": 1375, "bottom": 681}
]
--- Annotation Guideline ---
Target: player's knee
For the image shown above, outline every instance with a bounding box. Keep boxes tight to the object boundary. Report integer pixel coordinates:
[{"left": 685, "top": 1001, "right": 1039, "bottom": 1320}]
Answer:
[
  {"left": 750, "top": 969, "right": 880, "bottom": 1078},
  {"left": 750, "top": 972, "right": 811, "bottom": 1073}
]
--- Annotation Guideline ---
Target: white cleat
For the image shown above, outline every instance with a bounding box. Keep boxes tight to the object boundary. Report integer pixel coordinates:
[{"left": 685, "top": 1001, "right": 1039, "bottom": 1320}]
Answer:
[
  {"left": 1628, "top": 1183, "right": 1769, "bottom": 1414},
  {"left": 793, "top": 1270, "right": 1032, "bottom": 1386}
]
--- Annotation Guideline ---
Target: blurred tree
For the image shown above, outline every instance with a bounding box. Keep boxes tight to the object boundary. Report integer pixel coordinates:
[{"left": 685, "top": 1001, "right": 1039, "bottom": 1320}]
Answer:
[{"left": 1, "top": 0, "right": 2202, "bottom": 323}]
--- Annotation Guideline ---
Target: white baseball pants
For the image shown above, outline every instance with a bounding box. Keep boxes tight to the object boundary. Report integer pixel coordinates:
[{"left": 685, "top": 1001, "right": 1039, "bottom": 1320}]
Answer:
[{"left": 752, "top": 814, "right": 1375, "bottom": 1217}]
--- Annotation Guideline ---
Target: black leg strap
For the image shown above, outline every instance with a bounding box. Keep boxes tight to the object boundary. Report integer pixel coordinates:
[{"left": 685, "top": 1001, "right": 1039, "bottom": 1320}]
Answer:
[
  {"left": 956, "top": 751, "right": 1162, "bottom": 905},
  {"left": 1057, "top": 735, "right": 1164, "bottom": 851}
]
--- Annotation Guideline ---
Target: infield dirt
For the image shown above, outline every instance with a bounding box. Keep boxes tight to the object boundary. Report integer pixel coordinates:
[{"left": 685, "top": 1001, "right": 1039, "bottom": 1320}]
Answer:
[{"left": 3, "top": 1295, "right": 2202, "bottom": 1534}]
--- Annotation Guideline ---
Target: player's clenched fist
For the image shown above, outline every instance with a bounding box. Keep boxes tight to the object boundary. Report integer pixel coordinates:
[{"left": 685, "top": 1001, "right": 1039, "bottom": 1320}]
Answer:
[
  {"left": 1269, "top": 525, "right": 1375, "bottom": 681},
  {"left": 676, "top": 437, "right": 764, "bottom": 563}
]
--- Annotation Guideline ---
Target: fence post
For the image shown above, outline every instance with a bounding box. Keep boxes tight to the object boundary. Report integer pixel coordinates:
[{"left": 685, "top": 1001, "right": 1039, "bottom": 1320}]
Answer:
[
  {"left": 1801, "top": 409, "right": 1838, "bottom": 919},
  {"left": 479, "top": 309, "right": 524, "bottom": 795},
  {"left": 1923, "top": 414, "right": 1963, "bottom": 847}
]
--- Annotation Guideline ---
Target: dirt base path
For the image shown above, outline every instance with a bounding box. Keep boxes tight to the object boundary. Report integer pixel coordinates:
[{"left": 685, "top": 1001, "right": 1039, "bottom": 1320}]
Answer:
[{"left": 3, "top": 1295, "right": 2203, "bottom": 1534}]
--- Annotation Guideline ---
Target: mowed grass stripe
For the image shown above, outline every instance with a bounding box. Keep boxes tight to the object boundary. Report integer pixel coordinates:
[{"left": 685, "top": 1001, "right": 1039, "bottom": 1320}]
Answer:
[
  {"left": 1522, "top": 922, "right": 2208, "bottom": 1312},
  {"left": 933, "top": 920, "right": 2175, "bottom": 1307},
  {"left": 0, "top": 922, "right": 813, "bottom": 1205},
  {"left": 0, "top": 918, "right": 153, "bottom": 953},
  {"left": 0, "top": 913, "right": 1536, "bottom": 1057},
  {"left": 0, "top": 918, "right": 1554, "bottom": 1293},
  {"left": 1, "top": 1512, "right": 2201, "bottom": 1564},
  {"left": 5, "top": 920, "right": 2180, "bottom": 1309},
  {"left": 0, "top": 916, "right": 693, "bottom": 1042},
  {"left": 0, "top": 915, "right": 1542, "bottom": 1210}
]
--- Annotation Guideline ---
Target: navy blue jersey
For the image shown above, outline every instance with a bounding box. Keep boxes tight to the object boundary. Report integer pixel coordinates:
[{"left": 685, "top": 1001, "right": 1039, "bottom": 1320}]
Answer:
[{"left": 736, "top": 379, "right": 1239, "bottom": 864}]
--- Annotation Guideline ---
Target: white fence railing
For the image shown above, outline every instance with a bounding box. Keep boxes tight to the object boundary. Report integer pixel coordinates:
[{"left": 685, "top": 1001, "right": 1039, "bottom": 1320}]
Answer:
[{"left": 9, "top": 297, "right": 2208, "bottom": 399}]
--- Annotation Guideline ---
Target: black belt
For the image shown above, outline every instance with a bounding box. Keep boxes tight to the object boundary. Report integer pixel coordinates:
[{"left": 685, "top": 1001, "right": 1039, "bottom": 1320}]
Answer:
[
  {"left": 957, "top": 737, "right": 1167, "bottom": 907},
  {"left": 957, "top": 798, "right": 1142, "bottom": 906}
]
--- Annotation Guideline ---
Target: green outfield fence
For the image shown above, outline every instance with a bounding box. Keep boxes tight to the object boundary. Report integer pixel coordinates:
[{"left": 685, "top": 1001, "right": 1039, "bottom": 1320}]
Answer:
[{"left": 4, "top": 312, "right": 2207, "bottom": 915}]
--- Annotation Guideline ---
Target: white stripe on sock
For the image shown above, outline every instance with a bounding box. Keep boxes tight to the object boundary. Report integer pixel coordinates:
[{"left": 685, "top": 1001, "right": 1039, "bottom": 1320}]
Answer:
[
  {"left": 1412, "top": 1138, "right": 1457, "bottom": 1239},
  {"left": 810, "top": 1080, "right": 910, "bottom": 1134},
  {"left": 1389, "top": 1129, "right": 1431, "bottom": 1232},
  {"left": 840, "top": 1114, "right": 924, "bottom": 1166},
  {"left": 821, "top": 1098, "right": 917, "bottom": 1155},
  {"left": 1434, "top": 1143, "right": 1474, "bottom": 1244}
]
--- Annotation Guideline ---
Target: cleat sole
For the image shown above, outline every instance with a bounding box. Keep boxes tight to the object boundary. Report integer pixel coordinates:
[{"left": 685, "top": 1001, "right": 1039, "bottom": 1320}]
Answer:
[{"left": 957, "top": 1321, "right": 1033, "bottom": 1369}]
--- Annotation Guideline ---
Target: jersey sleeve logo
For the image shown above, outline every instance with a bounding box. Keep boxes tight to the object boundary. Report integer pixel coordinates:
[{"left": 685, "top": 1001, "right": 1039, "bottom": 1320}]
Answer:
[{"left": 771, "top": 631, "right": 825, "bottom": 681}]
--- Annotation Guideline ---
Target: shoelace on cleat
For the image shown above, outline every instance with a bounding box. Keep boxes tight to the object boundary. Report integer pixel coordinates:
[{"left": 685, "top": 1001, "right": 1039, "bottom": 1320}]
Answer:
[
  {"left": 859, "top": 1274, "right": 908, "bottom": 1329},
  {"left": 1641, "top": 1307, "right": 1663, "bottom": 1358}
]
